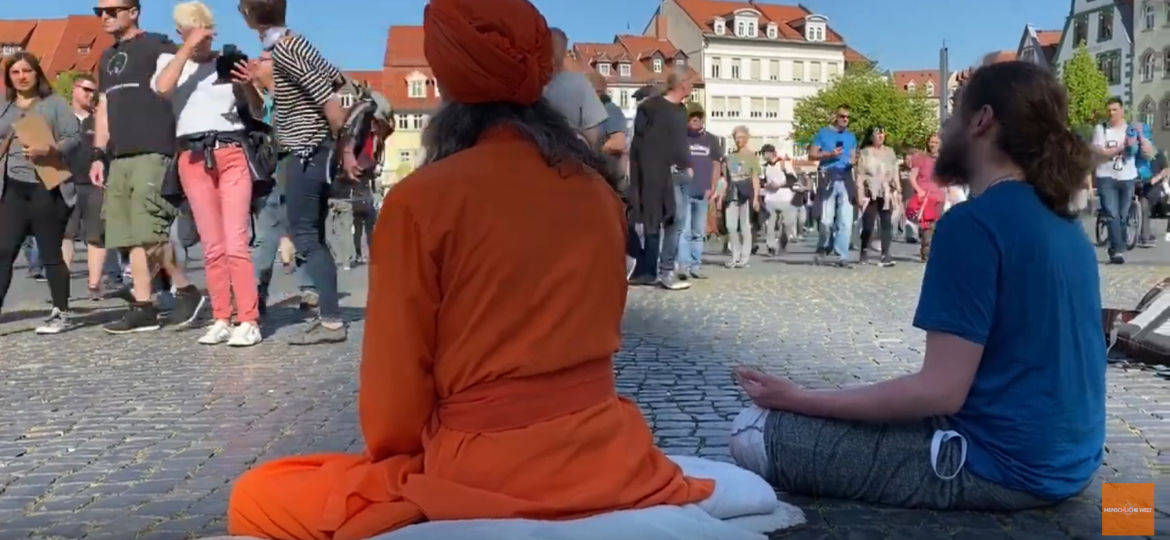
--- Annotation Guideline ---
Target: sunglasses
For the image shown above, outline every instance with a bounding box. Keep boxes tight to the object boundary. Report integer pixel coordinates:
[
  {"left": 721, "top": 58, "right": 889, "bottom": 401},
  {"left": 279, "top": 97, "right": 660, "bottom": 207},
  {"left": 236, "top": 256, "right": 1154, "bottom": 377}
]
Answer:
[{"left": 93, "top": 6, "right": 131, "bottom": 18}]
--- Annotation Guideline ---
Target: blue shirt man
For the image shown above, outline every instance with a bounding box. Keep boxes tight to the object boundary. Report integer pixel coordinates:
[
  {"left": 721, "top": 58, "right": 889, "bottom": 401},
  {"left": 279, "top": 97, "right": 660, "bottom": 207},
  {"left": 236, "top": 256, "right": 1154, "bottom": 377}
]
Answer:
[
  {"left": 809, "top": 105, "right": 858, "bottom": 264},
  {"left": 914, "top": 181, "right": 1105, "bottom": 500}
]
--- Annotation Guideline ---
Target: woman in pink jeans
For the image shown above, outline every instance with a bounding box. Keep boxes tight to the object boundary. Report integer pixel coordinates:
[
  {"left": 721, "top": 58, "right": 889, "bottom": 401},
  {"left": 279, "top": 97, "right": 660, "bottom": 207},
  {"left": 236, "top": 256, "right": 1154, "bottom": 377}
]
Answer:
[{"left": 151, "top": 2, "right": 263, "bottom": 346}]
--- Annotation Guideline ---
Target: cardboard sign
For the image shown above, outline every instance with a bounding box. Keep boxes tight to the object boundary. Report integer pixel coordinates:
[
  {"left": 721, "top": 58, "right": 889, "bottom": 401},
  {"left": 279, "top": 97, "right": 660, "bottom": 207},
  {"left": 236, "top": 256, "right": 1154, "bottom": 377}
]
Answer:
[{"left": 11, "top": 113, "right": 69, "bottom": 189}]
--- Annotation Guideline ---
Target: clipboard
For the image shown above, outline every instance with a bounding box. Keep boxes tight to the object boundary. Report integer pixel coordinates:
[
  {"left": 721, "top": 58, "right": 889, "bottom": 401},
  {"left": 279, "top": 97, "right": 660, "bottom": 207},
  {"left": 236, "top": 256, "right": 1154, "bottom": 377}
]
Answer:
[{"left": 11, "top": 113, "right": 69, "bottom": 189}]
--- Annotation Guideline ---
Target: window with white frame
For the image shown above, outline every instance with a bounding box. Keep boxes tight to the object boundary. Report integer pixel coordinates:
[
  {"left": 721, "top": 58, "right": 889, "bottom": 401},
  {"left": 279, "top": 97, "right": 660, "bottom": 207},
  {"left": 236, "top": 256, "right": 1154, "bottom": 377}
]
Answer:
[
  {"left": 408, "top": 78, "right": 425, "bottom": 99},
  {"left": 750, "top": 58, "right": 761, "bottom": 80},
  {"left": 413, "top": 115, "right": 426, "bottom": 130},
  {"left": 792, "top": 61, "right": 804, "bottom": 81},
  {"left": 675, "top": 58, "right": 685, "bottom": 67},
  {"left": 906, "top": 81, "right": 917, "bottom": 93},
  {"left": 690, "top": 89, "right": 699, "bottom": 102},
  {"left": 397, "top": 115, "right": 410, "bottom": 131},
  {"left": 709, "top": 96, "right": 726, "bottom": 118},
  {"left": 769, "top": 59, "right": 780, "bottom": 81},
  {"left": 765, "top": 98, "right": 779, "bottom": 119},
  {"left": 620, "top": 63, "right": 631, "bottom": 77},
  {"left": 653, "top": 58, "right": 663, "bottom": 72},
  {"left": 826, "top": 62, "right": 839, "bottom": 80},
  {"left": 727, "top": 96, "right": 742, "bottom": 118},
  {"left": 736, "top": 20, "right": 745, "bottom": 37},
  {"left": 730, "top": 58, "right": 741, "bottom": 79},
  {"left": 1146, "top": 2, "right": 1156, "bottom": 30},
  {"left": 748, "top": 21, "right": 758, "bottom": 37},
  {"left": 766, "top": 23, "right": 778, "bottom": 39},
  {"left": 620, "top": 90, "right": 630, "bottom": 109},
  {"left": 0, "top": 44, "right": 19, "bottom": 56},
  {"left": 1141, "top": 99, "right": 1157, "bottom": 125},
  {"left": 805, "top": 23, "right": 826, "bottom": 42},
  {"left": 710, "top": 57, "right": 721, "bottom": 78},
  {"left": 749, "top": 97, "right": 764, "bottom": 118},
  {"left": 925, "top": 81, "right": 935, "bottom": 96},
  {"left": 714, "top": 19, "right": 726, "bottom": 35},
  {"left": 809, "top": 62, "right": 822, "bottom": 82},
  {"left": 599, "top": 63, "right": 610, "bottom": 76},
  {"left": 1143, "top": 51, "right": 1158, "bottom": 81}
]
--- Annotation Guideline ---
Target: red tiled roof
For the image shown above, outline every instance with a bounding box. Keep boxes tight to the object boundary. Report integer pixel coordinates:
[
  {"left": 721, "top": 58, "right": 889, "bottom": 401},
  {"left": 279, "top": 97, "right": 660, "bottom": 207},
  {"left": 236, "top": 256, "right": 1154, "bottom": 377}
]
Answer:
[
  {"left": 986, "top": 50, "right": 1018, "bottom": 63},
  {"left": 1036, "top": 30, "right": 1061, "bottom": 47},
  {"left": 673, "top": 0, "right": 844, "bottom": 44},
  {"left": 0, "top": 16, "right": 114, "bottom": 87},
  {"left": 344, "top": 70, "right": 383, "bottom": 90},
  {"left": 381, "top": 66, "right": 440, "bottom": 112},
  {"left": 892, "top": 70, "right": 941, "bottom": 96},
  {"left": 573, "top": 35, "right": 703, "bottom": 87},
  {"left": 843, "top": 46, "right": 868, "bottom": 65},
  {"left": 0, "top": 21, "right": 37, "bottom": 46},
  {"left": 384, "top": 26, "right": 426, "bottom": 68}
]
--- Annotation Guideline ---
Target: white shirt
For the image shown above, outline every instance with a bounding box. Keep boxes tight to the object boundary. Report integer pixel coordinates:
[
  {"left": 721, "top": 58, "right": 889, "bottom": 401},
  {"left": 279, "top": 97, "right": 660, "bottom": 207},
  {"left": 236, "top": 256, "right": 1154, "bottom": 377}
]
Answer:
[
  {"left": 1092, "top": 122, "right": 1138, "bottom": 180},
  {"left": 151, "top": 53, "right": 246, "bottom": 137}
]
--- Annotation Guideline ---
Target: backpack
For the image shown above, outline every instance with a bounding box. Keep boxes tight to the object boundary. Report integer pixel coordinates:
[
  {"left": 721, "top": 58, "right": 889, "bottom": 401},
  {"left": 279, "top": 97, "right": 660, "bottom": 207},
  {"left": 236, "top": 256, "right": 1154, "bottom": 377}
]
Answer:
[
  {"left": 327, "top": 78, "right": 393, "bottom": 185},
  {"left": 232, "top": 86, "right": 279, "bottom": 200}
]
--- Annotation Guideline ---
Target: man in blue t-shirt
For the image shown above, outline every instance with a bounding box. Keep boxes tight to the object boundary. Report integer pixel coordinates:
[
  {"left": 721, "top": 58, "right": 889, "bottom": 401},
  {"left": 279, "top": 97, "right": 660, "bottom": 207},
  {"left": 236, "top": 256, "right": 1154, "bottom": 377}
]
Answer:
[
  {"left": 729, "top": 62, "right": 1104, "bottom": 511},
  {"left": 809, "top": 104, "right": 858, "bottom": 266},
  {"left": 676, "top": 102, "right": 722, "bottom": 280}
]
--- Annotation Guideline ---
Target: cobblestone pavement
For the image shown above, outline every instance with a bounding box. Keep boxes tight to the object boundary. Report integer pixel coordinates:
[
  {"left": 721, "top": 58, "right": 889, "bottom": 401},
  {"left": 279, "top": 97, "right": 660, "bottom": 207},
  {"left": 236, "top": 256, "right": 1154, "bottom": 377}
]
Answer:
[{"left": 0, "top": 232, "right": 1168, "bottom": 539}]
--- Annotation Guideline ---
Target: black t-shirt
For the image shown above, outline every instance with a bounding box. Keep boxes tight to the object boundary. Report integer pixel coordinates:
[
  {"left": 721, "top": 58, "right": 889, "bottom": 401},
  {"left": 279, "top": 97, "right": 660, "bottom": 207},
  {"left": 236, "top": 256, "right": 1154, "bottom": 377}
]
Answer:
[
  {"left": 69, "top": 114, "right": 96, "bottom": 184},
  {"left": 98, "top": 32, "right": 178, "bottom": 157}
]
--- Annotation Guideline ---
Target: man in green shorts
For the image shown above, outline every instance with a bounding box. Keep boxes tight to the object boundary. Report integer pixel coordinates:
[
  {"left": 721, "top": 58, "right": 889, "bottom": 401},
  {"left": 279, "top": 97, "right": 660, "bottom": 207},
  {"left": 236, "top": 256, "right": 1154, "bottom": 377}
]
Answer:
[{"left": 89, "top": 0, "right": 205, "bottom": 333}]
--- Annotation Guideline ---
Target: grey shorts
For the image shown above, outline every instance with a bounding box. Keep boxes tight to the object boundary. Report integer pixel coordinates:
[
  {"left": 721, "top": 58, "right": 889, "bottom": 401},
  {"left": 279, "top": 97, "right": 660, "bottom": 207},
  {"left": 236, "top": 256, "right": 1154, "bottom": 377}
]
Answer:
[
  {"left": 65, "top": 183, "right": 104, "bottom": 246},
  {"left": 730, "top": 406, "right": 1062, "bottom": 511}
]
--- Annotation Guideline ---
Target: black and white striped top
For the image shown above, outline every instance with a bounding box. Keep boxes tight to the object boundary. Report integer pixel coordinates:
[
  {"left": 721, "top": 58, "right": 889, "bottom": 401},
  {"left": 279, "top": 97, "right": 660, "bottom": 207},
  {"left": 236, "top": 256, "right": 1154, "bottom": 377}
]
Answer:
[{"left": 271, "top": 33, "right": 342, "bottom": 156}]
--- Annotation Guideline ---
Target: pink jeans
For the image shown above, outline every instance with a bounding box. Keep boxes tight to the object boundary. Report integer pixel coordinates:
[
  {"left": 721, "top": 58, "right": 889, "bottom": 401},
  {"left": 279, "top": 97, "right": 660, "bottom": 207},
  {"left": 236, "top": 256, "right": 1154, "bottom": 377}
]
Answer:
[{"left": 178, "top": 146, "right": 259, "bottom": 323}]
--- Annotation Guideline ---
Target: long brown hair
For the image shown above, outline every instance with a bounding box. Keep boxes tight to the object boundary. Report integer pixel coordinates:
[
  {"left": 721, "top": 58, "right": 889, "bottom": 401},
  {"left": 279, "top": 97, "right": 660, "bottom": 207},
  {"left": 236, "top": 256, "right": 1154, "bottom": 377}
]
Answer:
[
  {"left": 954, "top": 61, "right": 1092, "bottom": 218},
  {"left": 4, "top": 52, "right": 53, "bottom": 102}
]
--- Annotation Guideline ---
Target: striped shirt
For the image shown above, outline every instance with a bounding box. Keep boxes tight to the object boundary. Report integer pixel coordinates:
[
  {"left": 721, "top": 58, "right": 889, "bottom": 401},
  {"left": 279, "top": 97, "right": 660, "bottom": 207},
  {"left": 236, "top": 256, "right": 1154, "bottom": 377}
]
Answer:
[{"left": 271, "top": 33, "right": 342, "bottom": 156}]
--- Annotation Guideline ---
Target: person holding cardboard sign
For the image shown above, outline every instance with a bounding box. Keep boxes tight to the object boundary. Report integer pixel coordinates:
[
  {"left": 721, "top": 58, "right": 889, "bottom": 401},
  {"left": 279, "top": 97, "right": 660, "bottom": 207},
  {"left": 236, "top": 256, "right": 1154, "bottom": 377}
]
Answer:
[{"left": 0, "top": 52, "right": 81, "bottom": 334}]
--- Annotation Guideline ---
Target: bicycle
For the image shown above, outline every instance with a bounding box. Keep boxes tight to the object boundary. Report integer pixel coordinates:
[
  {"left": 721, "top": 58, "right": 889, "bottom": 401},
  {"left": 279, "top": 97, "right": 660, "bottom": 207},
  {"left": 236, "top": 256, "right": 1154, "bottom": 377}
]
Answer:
[{"left": 1095, "top": 191, "right": 1141, "bottom": 251}]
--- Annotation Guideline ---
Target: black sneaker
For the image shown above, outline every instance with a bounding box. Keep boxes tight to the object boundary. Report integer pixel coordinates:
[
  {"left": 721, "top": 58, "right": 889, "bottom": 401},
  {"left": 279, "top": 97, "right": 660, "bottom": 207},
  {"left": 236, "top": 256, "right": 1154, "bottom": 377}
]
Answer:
[
  {"left": 628, "top": 275, "right": 656, "bottom": 286},
  {"left": 29, "top": 272, "right": 46, "bottom": 282},
  {"left": 1109, "top": 254, "right": 1126, "bottom": 264},
  {"left": 878, "top": 258, "right": 896, "bottom": 268},
  {"left": 859, "top": 252, "right": 871, "bottom": 265},
  {"left": 167, "top": 286, "right": 206, "bottom": 328},
  {"left": 104, "top": 303, "right": 161, "bottom": 334},
  {"left": 106, "top": 285, "right": 136, "bottom": 304},
  {"left": 289, "top": 320, "right": 348, "bottom": 346}
]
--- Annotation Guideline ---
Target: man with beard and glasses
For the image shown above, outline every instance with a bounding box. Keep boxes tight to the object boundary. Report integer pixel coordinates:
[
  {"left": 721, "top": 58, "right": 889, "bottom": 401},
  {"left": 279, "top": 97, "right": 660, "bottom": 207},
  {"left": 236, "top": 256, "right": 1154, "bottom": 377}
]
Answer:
[
  {"left": 226, "top": 0, "right": 713, "bottom": 537},
  {"left": 90, "top": 0, "right": 206, "bottom": 333},
  {"left": 731, "top": 61, "right": 1103, "bottom": 512}
]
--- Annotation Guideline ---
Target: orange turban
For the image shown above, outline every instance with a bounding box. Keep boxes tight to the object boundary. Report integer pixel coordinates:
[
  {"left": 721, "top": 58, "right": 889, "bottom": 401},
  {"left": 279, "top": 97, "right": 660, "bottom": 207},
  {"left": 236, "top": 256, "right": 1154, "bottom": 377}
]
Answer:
[{"left": 423, "top": 0, "right": 554, "bottom": 105}]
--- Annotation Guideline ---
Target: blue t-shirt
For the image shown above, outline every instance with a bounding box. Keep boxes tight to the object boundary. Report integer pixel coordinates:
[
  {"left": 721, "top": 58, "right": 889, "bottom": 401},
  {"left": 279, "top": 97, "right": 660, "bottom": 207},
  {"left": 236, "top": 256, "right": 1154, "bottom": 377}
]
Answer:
[
  {"left": 912, "top": 181, "right": 1105, "bottom": 500},
  {"left": 813, "top": 126, "right": 856, "bottom": 170},
  {"left": 687, "top": 130, "right": 723, "bottom": 197}
]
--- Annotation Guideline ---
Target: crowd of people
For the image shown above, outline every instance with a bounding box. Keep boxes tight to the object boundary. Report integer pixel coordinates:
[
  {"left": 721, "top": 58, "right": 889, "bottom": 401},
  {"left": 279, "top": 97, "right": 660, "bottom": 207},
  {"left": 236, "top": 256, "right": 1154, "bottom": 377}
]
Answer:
[{"left": 0, "top": 0, "right": 392, "bottom": 344}]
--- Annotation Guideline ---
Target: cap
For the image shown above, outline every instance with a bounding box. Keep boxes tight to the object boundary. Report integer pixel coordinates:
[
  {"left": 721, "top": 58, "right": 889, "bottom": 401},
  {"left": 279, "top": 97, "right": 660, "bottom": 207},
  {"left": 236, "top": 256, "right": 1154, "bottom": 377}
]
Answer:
[{"left": 760, "top": 144, "right": 776, "bottom": 154}]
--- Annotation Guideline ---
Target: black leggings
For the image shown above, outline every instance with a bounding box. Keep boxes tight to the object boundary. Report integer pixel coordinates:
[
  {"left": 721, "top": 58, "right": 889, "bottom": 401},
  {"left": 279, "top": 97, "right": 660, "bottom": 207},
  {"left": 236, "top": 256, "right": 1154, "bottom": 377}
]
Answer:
[
  {"left": 860, "top": 197, "right": 893, "bottom": 259},
  {"left": 352, "top": 204, "right": 376, "bottom": 258},
  {"left": 0, "top": 180, "right": 71, "bottom": 311}
]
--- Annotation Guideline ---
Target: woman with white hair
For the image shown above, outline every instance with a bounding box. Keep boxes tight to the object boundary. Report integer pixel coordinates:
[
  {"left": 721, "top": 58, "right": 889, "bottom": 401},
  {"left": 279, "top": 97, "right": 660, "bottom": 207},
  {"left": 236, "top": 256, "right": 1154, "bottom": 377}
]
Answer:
[
  {"left": 151, "top": 1, "right": 264, "bottom": 347},
  {"left": 723, "top": 126, "right": 760, "bottom": 268}
]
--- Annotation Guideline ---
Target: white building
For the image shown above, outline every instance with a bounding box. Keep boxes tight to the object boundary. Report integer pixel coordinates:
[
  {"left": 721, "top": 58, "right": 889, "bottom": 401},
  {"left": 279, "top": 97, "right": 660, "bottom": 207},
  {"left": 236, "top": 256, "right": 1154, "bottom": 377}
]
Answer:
[
  {"left": 644, "top": 0, "right": 866, "bottom": 157},
  {"left": 1053, "top": 0, "right": 1135, "bottom": 105},
  {"left": 570, "top": 35, "right": 704, "bottom": 129}
]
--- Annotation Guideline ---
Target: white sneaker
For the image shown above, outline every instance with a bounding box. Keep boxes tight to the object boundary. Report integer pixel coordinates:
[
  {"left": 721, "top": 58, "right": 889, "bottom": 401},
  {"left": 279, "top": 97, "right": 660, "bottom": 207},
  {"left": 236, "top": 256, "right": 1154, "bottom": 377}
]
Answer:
[
  {"left": 625, "top": 256, "right": 637, "bottom": 280},
  {"left": 198, "top": 320, "right": 232, "bottom": 345},
  {"left": 1164, "top": 232, "right": 1170, "bottom": 243},
  {"left": 227, "top": 322, "right": 263, "bottom": 347}
]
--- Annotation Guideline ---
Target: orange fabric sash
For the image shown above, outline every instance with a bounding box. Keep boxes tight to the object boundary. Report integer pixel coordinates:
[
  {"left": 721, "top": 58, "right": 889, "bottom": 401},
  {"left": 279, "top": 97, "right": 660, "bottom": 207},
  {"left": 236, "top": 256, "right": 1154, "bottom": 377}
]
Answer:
[{"left": 437, "top": 358, "right": 617, "bottom": 433}]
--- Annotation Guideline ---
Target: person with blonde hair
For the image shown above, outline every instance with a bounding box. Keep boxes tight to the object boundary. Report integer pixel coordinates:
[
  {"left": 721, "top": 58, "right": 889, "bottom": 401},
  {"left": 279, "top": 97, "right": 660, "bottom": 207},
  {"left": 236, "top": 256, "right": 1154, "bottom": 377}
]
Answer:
[
  {"left": 723, "top": 126, "right": 760, "bottom": 268},
  {"left": 150, "top": 0, "right": 266, "bottom": 346}
]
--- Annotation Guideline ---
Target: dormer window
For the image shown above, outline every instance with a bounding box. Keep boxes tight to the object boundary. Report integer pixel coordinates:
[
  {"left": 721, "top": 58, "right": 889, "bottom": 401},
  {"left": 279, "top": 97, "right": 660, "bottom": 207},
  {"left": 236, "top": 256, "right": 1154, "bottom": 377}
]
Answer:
[
  {"left": 653, "top": 58, "right": 663, "bottom": 73},
  {"left": 598, "top": 63, "right": 610, "bottom": 76},
  {"left": 906, "top": 81, "right": 916, "bottom": 93},
  {"left": 675, "top": 58, "right": 685, "bottom": 67},
  {"left": 619, "top": 63, "right": 631, "bottom": 77},
  {"left": 78, "top": 45, "right": 91, "bottom": 55},
  {"left": 407, "top": 71, "right": 428, "bottom": 98},
  {"left": 714, "top": 19, "right": 726, "bottom": 35},
  {"left": 733, "top": 12, "right": 759, "bottom": 37},
  {"left": 804, "top": 14, "right": 828, "bottom": 42},
  {"left": 0, "top": 44, "right": 19, "bottom": 56},
  {"left": 925, "top": 81, "right": 935, "bottom": 97},
  {"left": 766, "top": 23, "right": 778, "bottom": 39}
]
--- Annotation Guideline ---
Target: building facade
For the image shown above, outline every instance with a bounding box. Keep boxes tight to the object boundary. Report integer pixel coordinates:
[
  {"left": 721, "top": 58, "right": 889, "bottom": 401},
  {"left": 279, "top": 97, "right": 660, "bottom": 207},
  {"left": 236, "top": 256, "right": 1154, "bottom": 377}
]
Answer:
[
  {"left": 1132, "top": 0, "right": 1170, "bottom": 149},
  {"left": 1017, "top": 24, "right": 1062, "bottom": 68},
  {"left": 1053, "top": 0, "right": 1135, "bottom": 105},
  {"left": 570, "top": 34, "right": 704, "bottom": 129},
  {"left": 0, "top": 16, "right": 113, "bottom": 87},
  {"left": 379, "top": 26, "right": 441, "bottom": 187},
  {"left": 644, "top": 0, "right": 865, "bottom": 157}
]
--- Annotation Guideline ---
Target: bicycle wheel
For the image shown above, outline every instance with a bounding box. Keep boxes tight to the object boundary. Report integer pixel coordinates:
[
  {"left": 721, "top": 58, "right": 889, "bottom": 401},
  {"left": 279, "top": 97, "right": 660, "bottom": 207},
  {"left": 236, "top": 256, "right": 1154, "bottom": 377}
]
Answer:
[
  {"left": 1095, "top": 215, "right": 1109, "bottom": 247},
  {"left": 1126, "top": 202, "right": 1141, "bottom": 251}
]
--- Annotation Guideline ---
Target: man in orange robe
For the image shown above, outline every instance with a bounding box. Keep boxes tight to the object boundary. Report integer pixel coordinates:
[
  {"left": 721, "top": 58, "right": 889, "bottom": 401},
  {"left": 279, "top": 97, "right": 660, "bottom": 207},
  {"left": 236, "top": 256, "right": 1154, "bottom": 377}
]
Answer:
[{"left": 225, "top": 0, "right": 715, "bottom": 538}]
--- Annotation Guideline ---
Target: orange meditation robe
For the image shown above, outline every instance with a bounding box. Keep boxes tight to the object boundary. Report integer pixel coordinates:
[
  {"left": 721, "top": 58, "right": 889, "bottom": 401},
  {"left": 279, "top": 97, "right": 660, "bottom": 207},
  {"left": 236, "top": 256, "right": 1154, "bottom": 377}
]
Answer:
[{"left": 227, "top": 128, "right": 715, "bottom": 540}]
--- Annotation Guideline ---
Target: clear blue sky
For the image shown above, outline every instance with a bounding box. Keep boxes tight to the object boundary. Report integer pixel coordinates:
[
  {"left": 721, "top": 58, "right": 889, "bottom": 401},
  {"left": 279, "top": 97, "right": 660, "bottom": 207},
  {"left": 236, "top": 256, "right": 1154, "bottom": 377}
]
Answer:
[{"left": 7, "top": 0, "right": 1071, "bottom": 72}]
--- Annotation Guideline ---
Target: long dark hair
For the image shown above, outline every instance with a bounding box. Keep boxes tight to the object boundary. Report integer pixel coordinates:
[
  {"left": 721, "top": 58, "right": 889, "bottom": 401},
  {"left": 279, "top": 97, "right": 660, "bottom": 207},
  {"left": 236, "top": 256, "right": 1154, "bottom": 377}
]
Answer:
[
  {"left": 954, "top": 61, "right": 1091, "bottom": 218},
  {"left": 422, "top": 99, "right": 621, "bottom": 191},
  {"left": 4, "top": 52, "right": 53, "bottom": 102}
]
